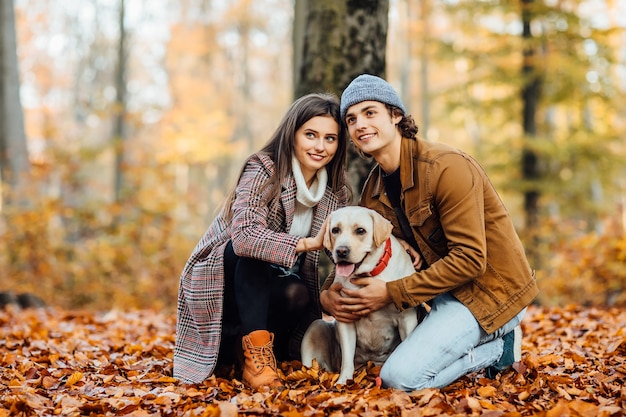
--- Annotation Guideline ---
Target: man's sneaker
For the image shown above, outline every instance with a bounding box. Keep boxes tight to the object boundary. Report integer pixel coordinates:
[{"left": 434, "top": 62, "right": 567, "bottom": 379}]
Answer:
[{"left": 485, "top": 325, "right": 522, "bottom": 378}]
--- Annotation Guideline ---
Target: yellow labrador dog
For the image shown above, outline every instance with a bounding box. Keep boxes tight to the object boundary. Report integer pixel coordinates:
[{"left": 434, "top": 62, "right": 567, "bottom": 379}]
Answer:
[{"left": 301, "top": 206, "right": 419, "bottom": 384}]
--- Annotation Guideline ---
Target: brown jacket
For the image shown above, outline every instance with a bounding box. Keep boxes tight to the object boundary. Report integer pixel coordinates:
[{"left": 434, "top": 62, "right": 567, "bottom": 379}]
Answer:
[{"left": 358, "top": 137, "right": 538, "bottom": 334}]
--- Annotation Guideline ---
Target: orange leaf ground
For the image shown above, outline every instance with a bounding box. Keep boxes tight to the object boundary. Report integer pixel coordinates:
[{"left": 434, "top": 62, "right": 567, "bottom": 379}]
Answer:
[{"left": 1, "top": 304, "right": 624, "bottom": 416}]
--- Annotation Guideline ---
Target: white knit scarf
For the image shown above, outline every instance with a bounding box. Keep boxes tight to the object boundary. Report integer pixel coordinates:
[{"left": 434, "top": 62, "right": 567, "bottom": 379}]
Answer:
[{"left": 289, "top": 156, "right": 328, "bottom": 237}]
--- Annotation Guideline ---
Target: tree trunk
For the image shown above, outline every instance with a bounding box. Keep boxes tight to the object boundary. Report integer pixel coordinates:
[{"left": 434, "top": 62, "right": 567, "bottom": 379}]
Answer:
[
  {"left": 113, "top": 0, "right": 128, "bottom": 203},
  {"left": 231, "top": 19, "right": 254, "bottom": 154},
  {"left": 292, "top": 0, "right": 307, "bottom": 93},
  {"left": 418, "top": 0, "right": 430, "bottom": 140},
  {"left": 521, "top": 0, "right": 542, "bottom": 264},
  {"left": 294, "top": 0, "right": 389, "bottom": 198},
  {"left": 0, "top": 0, "right": 29, "bottom": 207}
]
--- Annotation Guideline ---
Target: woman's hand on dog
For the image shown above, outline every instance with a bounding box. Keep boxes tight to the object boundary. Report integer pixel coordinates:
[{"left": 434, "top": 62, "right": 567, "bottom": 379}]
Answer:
[{"left": 298, "top": 216, "right": 330, "bottom": 253}]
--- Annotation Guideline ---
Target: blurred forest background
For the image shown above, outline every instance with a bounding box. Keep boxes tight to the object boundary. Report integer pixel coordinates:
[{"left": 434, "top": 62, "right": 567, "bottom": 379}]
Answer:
[{"left": 0, "top": 0, "right": 625, "bottom": 312}]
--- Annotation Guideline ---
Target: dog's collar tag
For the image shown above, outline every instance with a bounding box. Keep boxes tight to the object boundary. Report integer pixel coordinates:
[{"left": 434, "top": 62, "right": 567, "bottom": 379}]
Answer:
[{"left": 365, "top": 237, "right": 392, "bottom": 277}]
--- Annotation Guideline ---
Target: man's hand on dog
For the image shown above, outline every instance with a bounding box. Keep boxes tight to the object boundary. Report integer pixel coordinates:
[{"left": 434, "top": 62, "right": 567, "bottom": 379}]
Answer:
[
  {"left": 397, "top": 238, "right": 424, "bottom": 270},
  {"left": 321, "top": 283, "right": 361, "bottom": 322},
  {"left": 321, "top": 279, "right": 392, "bottom": 323}
]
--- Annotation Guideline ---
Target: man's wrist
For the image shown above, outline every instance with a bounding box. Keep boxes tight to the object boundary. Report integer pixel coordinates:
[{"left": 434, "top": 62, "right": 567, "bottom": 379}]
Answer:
[{"left": 320, "top": 290, "right": 331, "bottom": 315}]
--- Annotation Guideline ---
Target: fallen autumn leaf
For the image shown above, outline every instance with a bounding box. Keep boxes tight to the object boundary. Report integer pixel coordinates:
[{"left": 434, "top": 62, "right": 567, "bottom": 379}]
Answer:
[{"left": 0, "top": 304, "right": 624, "bottom": 416}]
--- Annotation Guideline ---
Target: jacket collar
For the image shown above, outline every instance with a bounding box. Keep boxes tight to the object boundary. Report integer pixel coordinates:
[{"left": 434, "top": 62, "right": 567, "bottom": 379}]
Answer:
[
  {"left": 370, "top": 137, "right": 418, "bottom": 205},
  {"left": 399, "top": 137, "right": 416, "bottom": 190}
]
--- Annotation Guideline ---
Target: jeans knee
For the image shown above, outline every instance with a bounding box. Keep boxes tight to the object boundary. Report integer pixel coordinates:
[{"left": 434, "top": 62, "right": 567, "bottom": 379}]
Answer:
[
  {"left": 380, "top": 360, "right": 429, "bottom": 391},
  {"left": 379, "top": 364, "right": 401, "bottom": 389},
  {"left": 380, "top": 356, "right": 435, "bottom": 391}
]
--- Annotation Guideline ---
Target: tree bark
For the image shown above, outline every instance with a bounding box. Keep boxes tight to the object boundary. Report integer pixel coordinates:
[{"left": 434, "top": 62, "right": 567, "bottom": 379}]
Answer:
[
  {"left": 520, "top": 0, "right": 543, "bottom": 267},
  {"left": 521, "top": 0, "right": 541, "bottom": 230},
  {"left": 294, "top": 0, "right": 389, "bottom": 197},
  {"left": 113, "top": 0, "right": 128, "bottom": 203},
  {"left": 0, "top": 0, "right": 29, "bottom": 206}
]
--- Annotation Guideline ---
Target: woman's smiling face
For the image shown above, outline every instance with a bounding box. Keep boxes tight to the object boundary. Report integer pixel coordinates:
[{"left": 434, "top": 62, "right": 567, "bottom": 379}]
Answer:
[{"left": 294, "top": 115, "right": 340, "bottom": 184}]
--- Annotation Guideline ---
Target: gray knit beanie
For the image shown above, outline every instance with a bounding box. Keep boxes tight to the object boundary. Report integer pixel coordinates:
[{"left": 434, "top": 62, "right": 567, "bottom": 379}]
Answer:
[{"left": 340, "top": 74, "right": 406, "bottom": 120}]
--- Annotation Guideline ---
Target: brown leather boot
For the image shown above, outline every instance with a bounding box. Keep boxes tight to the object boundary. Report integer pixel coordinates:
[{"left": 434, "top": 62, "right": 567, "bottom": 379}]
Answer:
[{"left": 241, "top": 330, "right": 283, "bottom": 389}]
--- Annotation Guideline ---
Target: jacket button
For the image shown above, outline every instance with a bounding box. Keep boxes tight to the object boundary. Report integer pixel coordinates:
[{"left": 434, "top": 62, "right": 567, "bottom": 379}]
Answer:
[{"left": 402, "top": 302, "right": 410, "bottom": 309}]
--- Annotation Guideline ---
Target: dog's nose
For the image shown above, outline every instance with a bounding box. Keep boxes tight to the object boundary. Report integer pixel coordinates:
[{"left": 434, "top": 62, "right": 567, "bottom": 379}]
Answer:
[{"left": 335, "top": 246, "right": 350, "bottom": 259}]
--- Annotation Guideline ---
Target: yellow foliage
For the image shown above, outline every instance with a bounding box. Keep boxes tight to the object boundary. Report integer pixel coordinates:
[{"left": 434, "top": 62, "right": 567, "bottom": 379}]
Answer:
[
  {"left": 157, "top": 22, "right": 240, "bottom": 165},
  {"left": 537, "top": 216, "right": 626, "bottom": 308},
  {"left": 0, "top": 176, "right": 196, "bottom": 312}
]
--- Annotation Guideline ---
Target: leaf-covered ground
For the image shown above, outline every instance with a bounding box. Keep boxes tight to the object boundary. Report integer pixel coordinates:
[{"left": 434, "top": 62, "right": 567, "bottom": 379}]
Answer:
[{"left": 0, "top": 304, "right": 624, "bottom": 416}]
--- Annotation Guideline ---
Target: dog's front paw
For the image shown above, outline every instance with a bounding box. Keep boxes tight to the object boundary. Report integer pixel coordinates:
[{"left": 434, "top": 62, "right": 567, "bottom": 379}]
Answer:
[
  {"left": 336, "top": 373, "right": 352, "bottom": 385},
  {"left": 336, "top": 377, "right": 348, "bottom": 385}
]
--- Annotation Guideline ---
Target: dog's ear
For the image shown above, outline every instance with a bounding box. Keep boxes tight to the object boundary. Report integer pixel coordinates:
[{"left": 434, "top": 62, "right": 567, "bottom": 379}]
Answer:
[
  {"left": 323, "top": 213, "right": 334, "bottom": 250},
  {"left": 370, "top": 209, "right": 393, "bottom": 247}
]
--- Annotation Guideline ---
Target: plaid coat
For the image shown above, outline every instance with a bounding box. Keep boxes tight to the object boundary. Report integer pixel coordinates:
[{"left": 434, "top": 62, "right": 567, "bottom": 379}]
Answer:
[{"left": 174, "top": 153, "right": 349, "bottom": 383}]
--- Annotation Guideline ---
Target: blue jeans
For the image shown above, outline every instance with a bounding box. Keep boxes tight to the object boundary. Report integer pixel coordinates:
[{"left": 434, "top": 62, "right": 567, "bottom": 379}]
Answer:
[{"left": 379, "top": 293, "right": 526, "bottom": 390}]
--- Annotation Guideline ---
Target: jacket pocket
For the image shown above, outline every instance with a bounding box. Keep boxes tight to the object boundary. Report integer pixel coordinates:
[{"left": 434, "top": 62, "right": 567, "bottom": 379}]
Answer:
[
  {"left": 408, "top": 202, "right": 448, "bottom": 256},
  {"left": 408, "top": 202, "right": 433, "bottom": 226}
]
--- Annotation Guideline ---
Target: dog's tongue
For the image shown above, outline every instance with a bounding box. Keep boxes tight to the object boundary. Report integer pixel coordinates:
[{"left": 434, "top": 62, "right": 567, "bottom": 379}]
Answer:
[{"left": 336, "top": 263, "right": 355, "bottom": 277}]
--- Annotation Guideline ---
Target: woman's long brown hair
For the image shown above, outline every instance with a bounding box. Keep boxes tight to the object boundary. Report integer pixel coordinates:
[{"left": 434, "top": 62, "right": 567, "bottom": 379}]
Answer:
[{"left": 222, "top": 92, "right": 351, "bottom": 222}]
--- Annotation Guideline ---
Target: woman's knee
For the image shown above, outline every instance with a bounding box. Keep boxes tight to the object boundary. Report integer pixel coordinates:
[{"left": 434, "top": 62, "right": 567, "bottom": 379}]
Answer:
[{"left": 283, "top": 280, "right": 310, "bottom": 313}]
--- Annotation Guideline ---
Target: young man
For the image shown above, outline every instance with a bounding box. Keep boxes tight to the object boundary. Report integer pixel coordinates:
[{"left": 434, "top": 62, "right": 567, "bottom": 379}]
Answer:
[{"left": 319, "top": 74, "right": 539, "bottom": 390}]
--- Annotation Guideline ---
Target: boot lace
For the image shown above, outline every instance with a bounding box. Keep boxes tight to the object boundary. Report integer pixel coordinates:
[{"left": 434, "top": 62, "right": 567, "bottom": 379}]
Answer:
[{"left": 249, "top": 342, "right": 277, "bottom": 372}]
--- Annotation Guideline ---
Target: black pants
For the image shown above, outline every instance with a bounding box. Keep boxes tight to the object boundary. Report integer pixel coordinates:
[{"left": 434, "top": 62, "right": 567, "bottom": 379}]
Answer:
[{"left": 219, "top": 240, "right": 310, "bottom": 365}]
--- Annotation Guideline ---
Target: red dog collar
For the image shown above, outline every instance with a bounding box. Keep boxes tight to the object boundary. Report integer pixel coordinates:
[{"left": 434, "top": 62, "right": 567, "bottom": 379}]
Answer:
[{"left": 366, "top": 237, "right": 392, "bottom": 277}]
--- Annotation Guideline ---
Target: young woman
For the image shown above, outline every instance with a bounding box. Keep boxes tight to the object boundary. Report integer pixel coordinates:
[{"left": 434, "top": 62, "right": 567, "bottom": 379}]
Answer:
[{"left": 174, "top": 93, "right": 352, "bottom": 389}]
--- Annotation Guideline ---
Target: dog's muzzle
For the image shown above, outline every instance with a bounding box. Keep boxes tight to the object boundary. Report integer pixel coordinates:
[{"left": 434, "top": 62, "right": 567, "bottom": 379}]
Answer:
[
  {"left": 335, "top": 245, "right": 350, "bottom": 260},
  {"left": 334, "top": 245, "right": 364, "bottom": 277}
]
